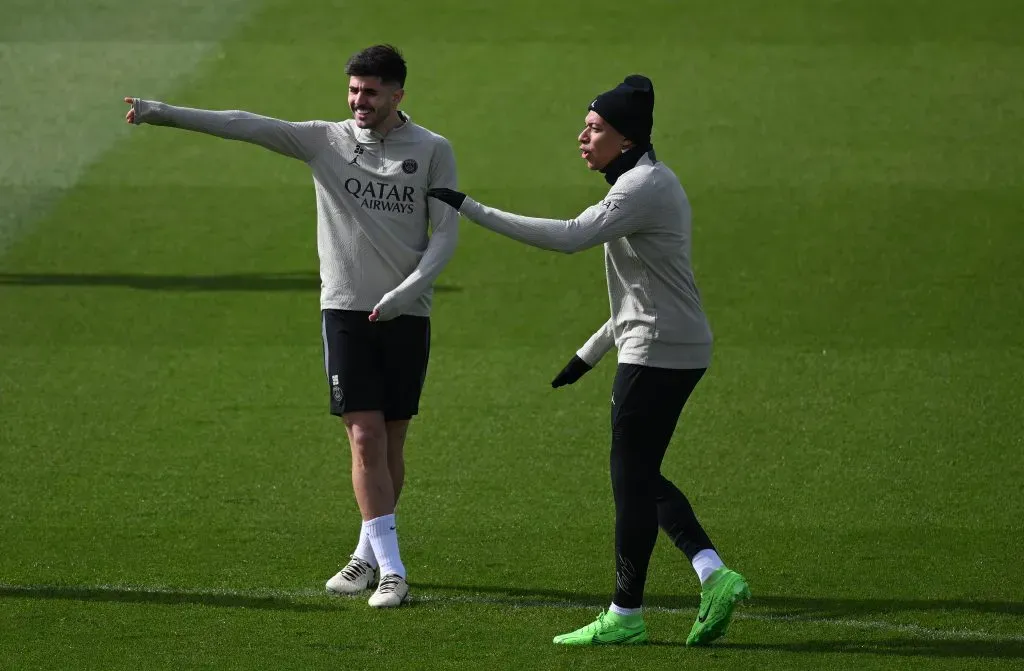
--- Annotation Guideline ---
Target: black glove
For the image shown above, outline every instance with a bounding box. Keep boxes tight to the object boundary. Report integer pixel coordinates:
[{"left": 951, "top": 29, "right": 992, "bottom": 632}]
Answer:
[
  {"left": 551, "top": 355, "right": 593, "bottom": 388},
  {"left": 426, "top": 187, "right": 466, "bottom": 210}
]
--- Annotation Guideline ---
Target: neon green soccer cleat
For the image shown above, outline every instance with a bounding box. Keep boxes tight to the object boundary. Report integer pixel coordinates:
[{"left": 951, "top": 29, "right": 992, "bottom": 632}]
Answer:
[
  {"left": 552, "top": 610, "right": 648, "bottom": 646},
  {"left": 686, "top": 567, "right": 751, "bottom": 646}
]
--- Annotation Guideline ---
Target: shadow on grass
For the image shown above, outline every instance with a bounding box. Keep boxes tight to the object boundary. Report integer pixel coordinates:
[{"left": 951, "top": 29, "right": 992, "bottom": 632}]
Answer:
[
  {"left": 3, "top": 582, "right": 1022, "bottom": 658},
  {"left": 0, "top": 272, "right": 462, "bottom": 293},
  {"left": 0, "top": 584, "right": 340, "bottom": 612}
]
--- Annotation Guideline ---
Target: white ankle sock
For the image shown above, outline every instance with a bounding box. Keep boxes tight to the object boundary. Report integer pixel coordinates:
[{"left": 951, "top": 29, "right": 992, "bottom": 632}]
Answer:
[
  {"left": 365, "top": 514, "right": 405, "bottom": 579},
  {"left": 353, "top": 524, "right": 378, "bottom": 569},
  {"left": 692, "top": 549, "right": 724, "bottom": 584},
  {"left": 609, "top": 603, "right": 642, "bottom": 618}
]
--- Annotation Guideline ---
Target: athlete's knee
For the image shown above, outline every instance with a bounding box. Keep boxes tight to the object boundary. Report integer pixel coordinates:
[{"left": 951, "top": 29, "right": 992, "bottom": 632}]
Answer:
[
  {"left": 652, "top": 473, "right": 681, "bottom": 499},
  {"left": 345, "top": 413, "right": 387, "bottom": 470}
]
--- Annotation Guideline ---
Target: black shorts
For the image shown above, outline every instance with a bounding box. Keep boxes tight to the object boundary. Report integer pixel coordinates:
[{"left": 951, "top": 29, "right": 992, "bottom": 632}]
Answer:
[{"left": 321, "top": 309, "right": 431, "bottom": 421}]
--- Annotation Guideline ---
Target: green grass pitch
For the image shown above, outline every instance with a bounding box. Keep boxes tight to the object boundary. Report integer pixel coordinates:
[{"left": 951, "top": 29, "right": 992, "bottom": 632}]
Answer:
[{"left": 1, "top": 1, "right": 1022, "bottom": 668}]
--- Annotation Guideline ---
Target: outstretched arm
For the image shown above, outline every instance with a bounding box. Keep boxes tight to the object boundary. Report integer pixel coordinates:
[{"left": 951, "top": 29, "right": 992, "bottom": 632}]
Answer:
[
  {"left": 370, "top": 140, "right": 460, "bottom": 321},
  {"left": 124, "top": 97, "right": 327, "bottom": 163},
  {"left": 427, "top": 187, "right": 645, "bottom": 254}
]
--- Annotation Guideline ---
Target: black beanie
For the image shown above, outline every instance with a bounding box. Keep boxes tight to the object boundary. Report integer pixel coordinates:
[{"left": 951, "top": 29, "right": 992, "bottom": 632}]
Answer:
[{"left": 588, "top": 74, "right": 655, "bottom": 146}]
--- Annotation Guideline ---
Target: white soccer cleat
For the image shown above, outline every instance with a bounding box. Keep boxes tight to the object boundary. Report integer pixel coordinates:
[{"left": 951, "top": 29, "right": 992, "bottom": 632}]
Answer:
[
  {"left": 367, "top": 573, "right": 409, "bottom": 608},
  {"left": 326, "top": 555, "right": 379, "bottom": 595}
]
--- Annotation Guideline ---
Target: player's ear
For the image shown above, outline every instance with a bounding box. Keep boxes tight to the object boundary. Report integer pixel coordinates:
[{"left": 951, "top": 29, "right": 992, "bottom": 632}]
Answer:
[{"left": 393, "top": 87, "right": 405, "bottom": 106}]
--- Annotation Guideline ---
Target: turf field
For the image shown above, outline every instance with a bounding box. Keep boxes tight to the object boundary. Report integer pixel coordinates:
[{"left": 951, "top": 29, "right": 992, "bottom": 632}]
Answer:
[{"left": 2, "top": 0, "right": 1022, "bottom": 668}]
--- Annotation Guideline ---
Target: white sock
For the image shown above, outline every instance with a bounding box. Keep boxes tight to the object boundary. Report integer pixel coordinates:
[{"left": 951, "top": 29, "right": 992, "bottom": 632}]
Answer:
[
  {"left": 609, "top": 603, "right": 642, "bottom": 618},
  {"left": 353, "top": 524, "right": 377, "bottom": 569},
  {"left": 365, "top": 513, "right": 405, "bottom": 579},
  {"left": 692, "top": 549, "right": 725, "bottom": 585}
]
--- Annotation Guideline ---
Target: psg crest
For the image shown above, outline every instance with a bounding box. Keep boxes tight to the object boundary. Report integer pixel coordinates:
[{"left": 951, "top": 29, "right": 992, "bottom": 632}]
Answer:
[{"left": 401, "top": 159, "right": 418, "bottom": 174}]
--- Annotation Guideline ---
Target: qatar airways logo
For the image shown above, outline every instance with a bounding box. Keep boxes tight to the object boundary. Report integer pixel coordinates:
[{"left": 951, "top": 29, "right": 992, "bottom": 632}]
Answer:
[{"left": 344, "top": 178, "right": 417, "bottom": 214}]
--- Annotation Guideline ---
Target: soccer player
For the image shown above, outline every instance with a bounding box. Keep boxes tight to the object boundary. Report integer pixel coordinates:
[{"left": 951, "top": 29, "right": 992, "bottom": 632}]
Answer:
[
  {"left": 123, "top": 45, "right": 458, "bottom": 608},
  {"left": 427, "top": 75, "right": 749, "bottom": 644}
]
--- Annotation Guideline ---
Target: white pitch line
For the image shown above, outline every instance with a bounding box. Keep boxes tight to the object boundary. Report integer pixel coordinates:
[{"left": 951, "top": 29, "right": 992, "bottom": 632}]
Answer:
[
  {"left": 734, "top": 612, "right": 1024, "bottom": 643},
  {"left": 4, "top": 583, "right": 1022, "bottom": 643},
  {"left": 411, "top": 593, "right": 1024, "bottom": 643}
]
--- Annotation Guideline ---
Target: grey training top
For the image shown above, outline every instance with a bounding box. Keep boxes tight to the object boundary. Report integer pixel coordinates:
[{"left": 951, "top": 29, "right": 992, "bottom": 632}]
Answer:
[
  {"left": 132, "top": 100, "right": 458, "bottom": 318},
  {"left": 459, "top": 153, "right": 712, "bottom": 369}
]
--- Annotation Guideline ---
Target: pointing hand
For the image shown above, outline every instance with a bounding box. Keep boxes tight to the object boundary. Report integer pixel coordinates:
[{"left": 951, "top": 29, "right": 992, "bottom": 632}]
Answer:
[{"left": 123, "top": 97, "right": 139, "bottom": 124}]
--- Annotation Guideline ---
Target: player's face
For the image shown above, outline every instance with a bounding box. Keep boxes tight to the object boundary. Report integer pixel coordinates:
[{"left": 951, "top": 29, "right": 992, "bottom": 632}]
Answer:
[
  {"left": 348, "top": 76, "right": 403, "bottom": 130},
  {"left": 578, "top": 111, "right": 628, "bottom": 171}
]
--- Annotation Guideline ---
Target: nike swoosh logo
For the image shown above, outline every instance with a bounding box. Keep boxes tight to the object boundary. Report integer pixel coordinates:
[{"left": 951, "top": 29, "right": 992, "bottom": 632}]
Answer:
[
  {"left": 591, "top": 630, "right": 645, "bottom": 644},
  {"left": 697, "top": 600, "right": 713, "bottom": 623}
]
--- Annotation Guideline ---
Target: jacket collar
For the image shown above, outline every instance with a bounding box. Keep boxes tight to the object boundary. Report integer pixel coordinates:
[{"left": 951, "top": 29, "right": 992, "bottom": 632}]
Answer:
[
  {"left": 600, "top": 143, "right": 657, "bottom": 185},
  {"left": 356, "top": 111, "right": 410, "bottom": 142}
]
